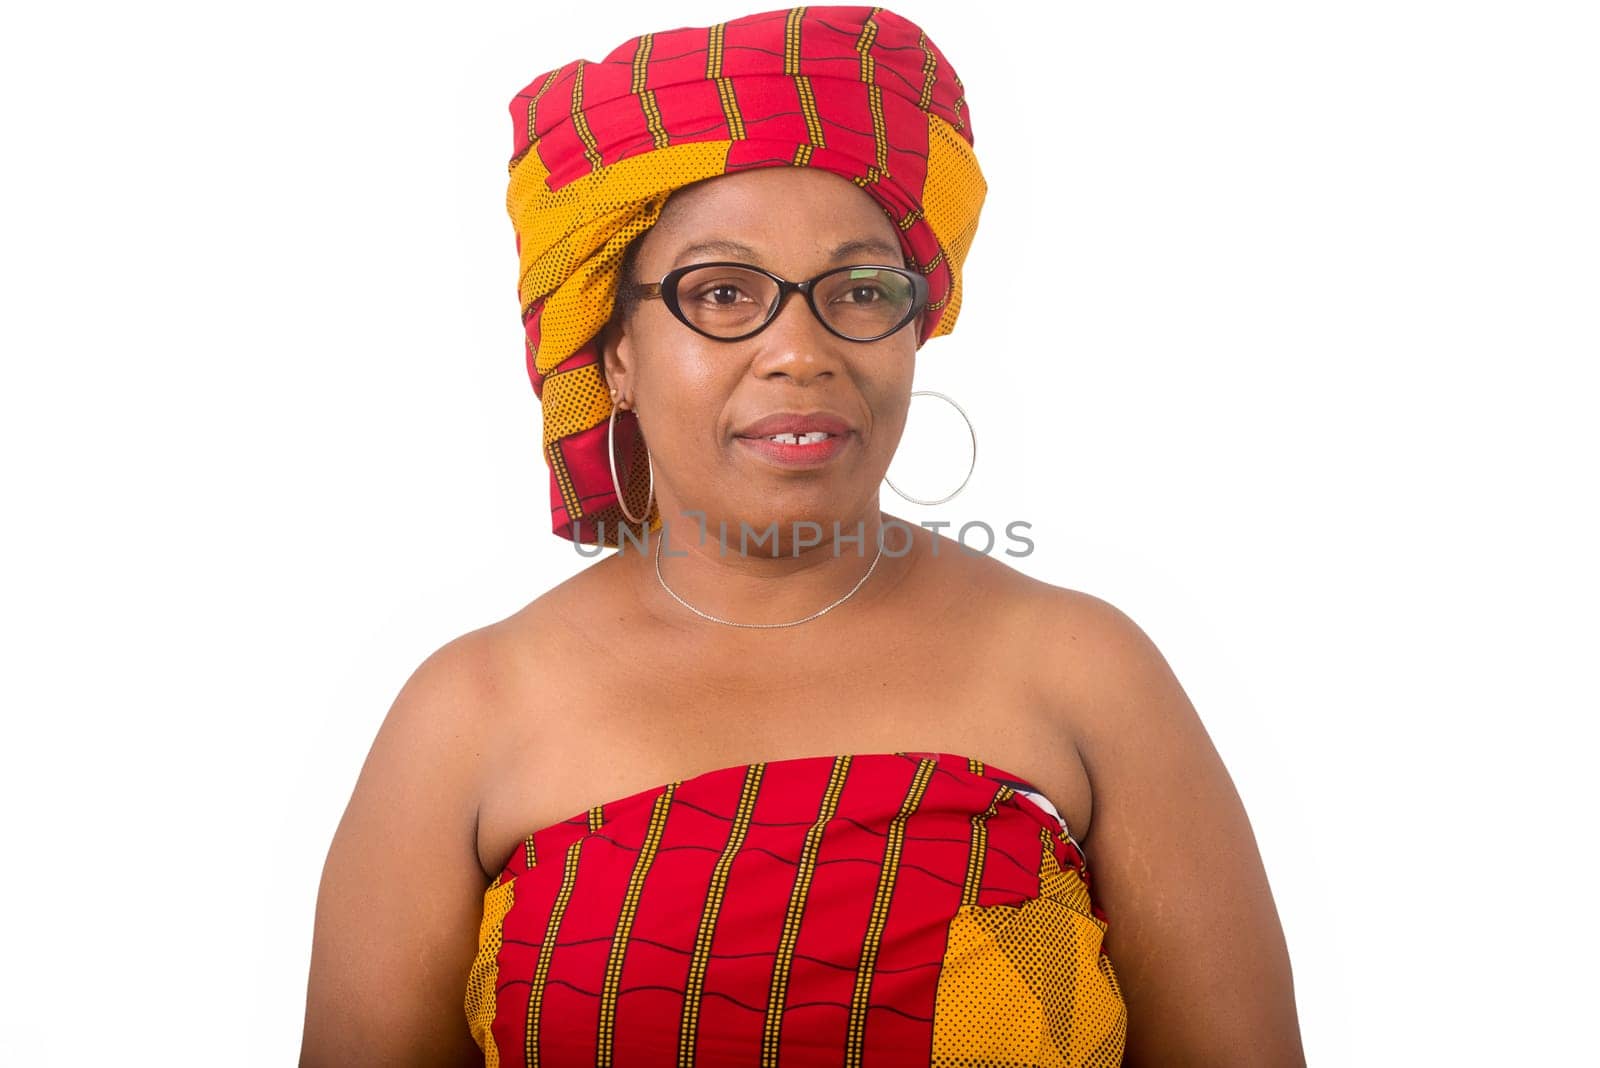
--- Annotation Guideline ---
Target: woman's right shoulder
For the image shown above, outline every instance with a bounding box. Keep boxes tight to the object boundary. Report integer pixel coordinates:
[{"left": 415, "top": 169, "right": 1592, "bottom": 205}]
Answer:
[
  {"left": 303, "top": 584, "right": 610, "bottom": 1062},
  {"left": 402, "top": 561, "right": 620, "bottom": 736}
]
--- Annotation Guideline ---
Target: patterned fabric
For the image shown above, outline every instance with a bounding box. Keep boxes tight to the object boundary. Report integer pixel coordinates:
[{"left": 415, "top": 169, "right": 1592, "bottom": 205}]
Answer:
[
  {"left": 505, "top": 6, "right": 988, "bottom": 546},
  {"left": 465, "top": 752, "right": 1127, "bottom": 1066}
]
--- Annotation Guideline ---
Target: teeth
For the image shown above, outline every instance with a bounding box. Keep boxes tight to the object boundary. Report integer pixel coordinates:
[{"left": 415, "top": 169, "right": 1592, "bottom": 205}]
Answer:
[{"left": 768, "top": 431, "right": 832, "bottom": 445}]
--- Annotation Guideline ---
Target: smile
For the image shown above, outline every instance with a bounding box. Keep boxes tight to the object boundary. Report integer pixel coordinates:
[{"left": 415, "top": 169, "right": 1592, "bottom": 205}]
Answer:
[{"left": 734, "top": 431, "right": 850, "bottom": 467}]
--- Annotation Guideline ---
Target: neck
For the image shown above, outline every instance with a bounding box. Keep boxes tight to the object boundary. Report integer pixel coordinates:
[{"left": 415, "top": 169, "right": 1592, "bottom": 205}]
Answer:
[{"left": 619, "top": 502, "right": 916, "bottom": 628}]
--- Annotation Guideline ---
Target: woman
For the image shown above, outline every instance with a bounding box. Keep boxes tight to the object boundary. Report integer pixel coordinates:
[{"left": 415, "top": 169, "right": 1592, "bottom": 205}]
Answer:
[{"left": 301, "top": 7, "right": 1304, "bottom": 1066}]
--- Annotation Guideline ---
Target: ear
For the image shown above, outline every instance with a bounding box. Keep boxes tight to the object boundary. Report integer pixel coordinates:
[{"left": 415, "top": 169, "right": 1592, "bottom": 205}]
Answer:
[{"left": 598, "top": 314, "right": 634, "bottom": 403}]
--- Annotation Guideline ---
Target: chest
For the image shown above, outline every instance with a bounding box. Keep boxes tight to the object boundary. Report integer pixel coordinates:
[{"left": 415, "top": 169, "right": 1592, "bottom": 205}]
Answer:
[{"left": 472, "top": 630, "right": 1093, "bottom": 880}]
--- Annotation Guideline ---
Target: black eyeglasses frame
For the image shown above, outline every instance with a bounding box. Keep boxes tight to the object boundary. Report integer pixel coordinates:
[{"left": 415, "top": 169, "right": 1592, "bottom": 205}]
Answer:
[{"left": 620, "top": 260, "right": 930, "bottom": 344}]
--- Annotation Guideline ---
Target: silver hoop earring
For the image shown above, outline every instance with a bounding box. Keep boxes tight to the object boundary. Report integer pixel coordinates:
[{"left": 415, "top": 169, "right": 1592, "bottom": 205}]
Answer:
[
  {"left": 883, "top": 390, "right": 977, "bottom": 506},
  {"left": 607, "top": 399, "right": 655, "bottom": 524}
]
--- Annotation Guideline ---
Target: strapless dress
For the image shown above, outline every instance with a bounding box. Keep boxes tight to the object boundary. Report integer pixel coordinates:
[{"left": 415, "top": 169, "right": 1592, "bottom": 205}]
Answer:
[{"left": 465, "top": 751, "right": 1126, "bottom": 1066}]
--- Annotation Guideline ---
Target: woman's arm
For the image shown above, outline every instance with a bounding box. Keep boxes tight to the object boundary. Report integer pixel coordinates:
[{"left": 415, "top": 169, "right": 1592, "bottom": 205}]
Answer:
[
  {"left": 1053, "top": 592, "right": 1305, "bottom": 1067},
  {"left": 300, "top": 636, "right": 493, "bottom": 1067}
]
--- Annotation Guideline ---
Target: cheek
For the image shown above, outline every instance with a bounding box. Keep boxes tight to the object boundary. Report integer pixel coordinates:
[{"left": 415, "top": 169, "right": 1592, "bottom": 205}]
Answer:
[
  {"left": 630, "top": 333, "right": 742, "bottom": 445},
  {"left": 861, "top": 347, "right": 917, "bottom": 429},
  {"left": 638, "top": 351, "right": 735, "bottom": 408}
]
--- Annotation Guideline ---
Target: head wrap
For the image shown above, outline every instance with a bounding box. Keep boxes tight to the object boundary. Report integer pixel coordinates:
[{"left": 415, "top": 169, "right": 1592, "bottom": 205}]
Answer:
[{"left": 506, "top": 5, "right": 986, "bottom": 546}]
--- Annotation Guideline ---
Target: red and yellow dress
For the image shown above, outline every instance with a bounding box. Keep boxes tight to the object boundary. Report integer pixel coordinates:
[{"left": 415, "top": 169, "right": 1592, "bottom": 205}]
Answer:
[{"left": 465, "top": 751, "right": 1126, "bottom": 1066}]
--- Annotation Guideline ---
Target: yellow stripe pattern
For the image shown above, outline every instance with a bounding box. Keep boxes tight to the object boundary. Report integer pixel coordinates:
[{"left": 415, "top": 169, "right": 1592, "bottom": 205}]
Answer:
[
  {"left": 678, "top": 765, "right": 765, "bottom": 1066},
  {"left": 518, "top": 69, "right": 561, "bottom": 164},
  {"left": 527, "top": 839, "right": 585, "bottom": 1066},
  {"left": 597, "top": 785, "right": 677, "bottom": 1066},
  {"left": 707, "top": 24, "right": 747, "bottom": 140},
  {"left": 961, "top": 783, "right": 1012, "bottom": 907},
  {"left": 796, "top": 79, "right": 824, "bottom": 147},
  {"left": 784, "top": 7, "right": 805, "bottom": 73},
  {"left": 762, "top": 755, "right": 852, "bottom": 1066},
  {"left": 548, "top": 434, "right": 579, "bottom": 535},
  {"left": 786, "top": 8, "right": 826, "bottom": 147},
  {"left": 633, "top": 34, "right": 670, "bottom": 150},
  {"left": 916, "top": 31, "right": 938, "bottom": 110},
  {"left": 570, "top": 62, "right": 603, "bottom": 170},
  {"left": 852, "top": 8, "right": 889, "bottom": 186},
  {"left": 845, "top": 757, "right": 935, "bottom": 1066}
]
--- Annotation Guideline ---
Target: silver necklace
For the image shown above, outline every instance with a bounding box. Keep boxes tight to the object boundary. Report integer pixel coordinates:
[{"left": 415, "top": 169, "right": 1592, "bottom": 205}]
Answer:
[{"left": 653, "top": 530, "right": 885, "bottom": 629}]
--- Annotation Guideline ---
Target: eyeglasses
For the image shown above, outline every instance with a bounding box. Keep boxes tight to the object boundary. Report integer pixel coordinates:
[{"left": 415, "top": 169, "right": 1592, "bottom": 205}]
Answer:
[{"left": 621, "top": 261, "right": 930, "bottom": 343}]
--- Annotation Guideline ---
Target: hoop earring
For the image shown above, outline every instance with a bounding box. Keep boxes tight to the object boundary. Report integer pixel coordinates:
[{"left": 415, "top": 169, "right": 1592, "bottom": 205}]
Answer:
[
  {"left": 607, "top": 398, "right": 655, "bottom": 524},
  {"left": 883, "top": 390, "right": 977, "bottom": 506}
]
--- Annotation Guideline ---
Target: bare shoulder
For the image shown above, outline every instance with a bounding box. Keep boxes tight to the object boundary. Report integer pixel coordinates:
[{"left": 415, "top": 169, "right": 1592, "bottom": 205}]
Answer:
[
  {"left": 907, "top": 526, "right": 1069, "bottom": 616},
  {"left": 915, "top": 538, "right": 1146, "bottom": 697},
  {"left": 995, "top": 580, "right": 1307, "bottom": 1066},
  {"left": 364, "top": 610, "right": 546, "bottom": 768},
  {"left": 937, "top": 555, "right": 1199, "bottom": 740},
  {"left": 454, "top": 554, "right": 631, "bottom": 712},
  {"left": 1006, "top": 581, "right": 1188, "bottom": 740},
  {"left": 300, "top": 617, "right": 556, "bottom": 1066}
]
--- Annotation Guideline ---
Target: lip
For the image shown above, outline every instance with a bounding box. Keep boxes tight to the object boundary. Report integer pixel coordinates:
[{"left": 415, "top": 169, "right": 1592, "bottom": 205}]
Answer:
[
  {"left": 734, "top": 433, "right": 850, "bottom": 468},
  {"left": 733, "top": 411, "right": 855, "bottom": 439}
]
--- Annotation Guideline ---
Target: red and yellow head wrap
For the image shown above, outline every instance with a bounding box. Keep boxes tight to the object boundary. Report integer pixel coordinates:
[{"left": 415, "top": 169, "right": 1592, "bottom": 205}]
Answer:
[{"left": 506, "top": 5, "right": 986, "bottom": 546}]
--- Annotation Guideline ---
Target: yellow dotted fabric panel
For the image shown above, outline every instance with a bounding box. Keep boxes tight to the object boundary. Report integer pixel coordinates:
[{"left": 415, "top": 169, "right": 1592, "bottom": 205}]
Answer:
[
  {"left": 506, "top": 140, "right": 734, "bottom": 375},
  {"left": 931, "top": 866, "right": 1127, "bottom": 1067},
  {"left": 538, "top": 363, "right": 611, "bottom": 451},
  {"left": 464, "top": 876, "right": 516, "bottom": 1068},
  {"left": 922, "top": 112, "right": 988, "bottom": 339}
]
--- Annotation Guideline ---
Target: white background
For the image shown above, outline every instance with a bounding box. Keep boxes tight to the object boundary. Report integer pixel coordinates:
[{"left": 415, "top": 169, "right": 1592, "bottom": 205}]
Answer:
[{"left": 4, "top": 1, "right": 1595, "bottom": 1063}]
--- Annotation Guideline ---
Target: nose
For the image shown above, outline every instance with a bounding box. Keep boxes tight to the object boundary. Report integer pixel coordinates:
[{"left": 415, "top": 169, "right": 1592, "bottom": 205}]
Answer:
[{"left": 748, "top": 286, "right": 847, "bottom": 385}]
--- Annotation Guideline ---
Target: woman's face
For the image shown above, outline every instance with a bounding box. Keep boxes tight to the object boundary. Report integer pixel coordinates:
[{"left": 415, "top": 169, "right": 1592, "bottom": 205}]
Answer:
[{"left": 602, "top": 167, "right": 918, "bottom": 537}]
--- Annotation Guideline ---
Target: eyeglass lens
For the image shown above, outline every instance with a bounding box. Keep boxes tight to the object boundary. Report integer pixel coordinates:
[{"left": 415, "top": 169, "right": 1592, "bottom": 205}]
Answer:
[{"left": 672, "top": 265, "right": 917, "bottom": 340}]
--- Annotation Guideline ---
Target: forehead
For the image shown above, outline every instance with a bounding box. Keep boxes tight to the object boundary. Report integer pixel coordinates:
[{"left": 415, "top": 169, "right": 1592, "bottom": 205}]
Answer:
[{"left": 642, "top": 168, "right": 904, "bottom": 270}]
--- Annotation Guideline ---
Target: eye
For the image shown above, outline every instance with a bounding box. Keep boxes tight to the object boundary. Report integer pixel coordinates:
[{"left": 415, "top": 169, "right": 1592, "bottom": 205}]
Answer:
[
  {"left": 830, "top": 281, "right": 890, "bottom": 306},
  {"left": 842, "top": 284, "right": 885, "bottom": 304},
  {"left": 686, "top": 280, "right": 759, "bottom": 307},
  {"left": 820, "top": 267, "right": 913, "bottom": 310},
  {"left": 705, "top": 284, "right": 747, "bottom": 305}
]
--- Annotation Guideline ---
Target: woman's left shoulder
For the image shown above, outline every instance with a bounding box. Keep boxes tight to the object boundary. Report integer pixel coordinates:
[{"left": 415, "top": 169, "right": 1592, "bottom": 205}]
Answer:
[
  {"left": 927, "top": 536, "right": 1157, "bottom": 658},
  {"left": 914, "top": 535, "right": 1169, "bottom": 706},
  {"left": 1029, "top": 584, "right": 1185, "bottom": 732},
  {"left": 946, "top": 551, "right": 1186, "bottom": 735},
  {"left": 993, "top": 588, "right": 1306, "bottom": 1063}
]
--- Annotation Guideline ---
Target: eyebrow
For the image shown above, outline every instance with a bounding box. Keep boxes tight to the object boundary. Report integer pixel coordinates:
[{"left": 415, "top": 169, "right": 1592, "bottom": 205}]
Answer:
[{"left": 673, "top": 236, "right": 905, "bottom": 266}]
